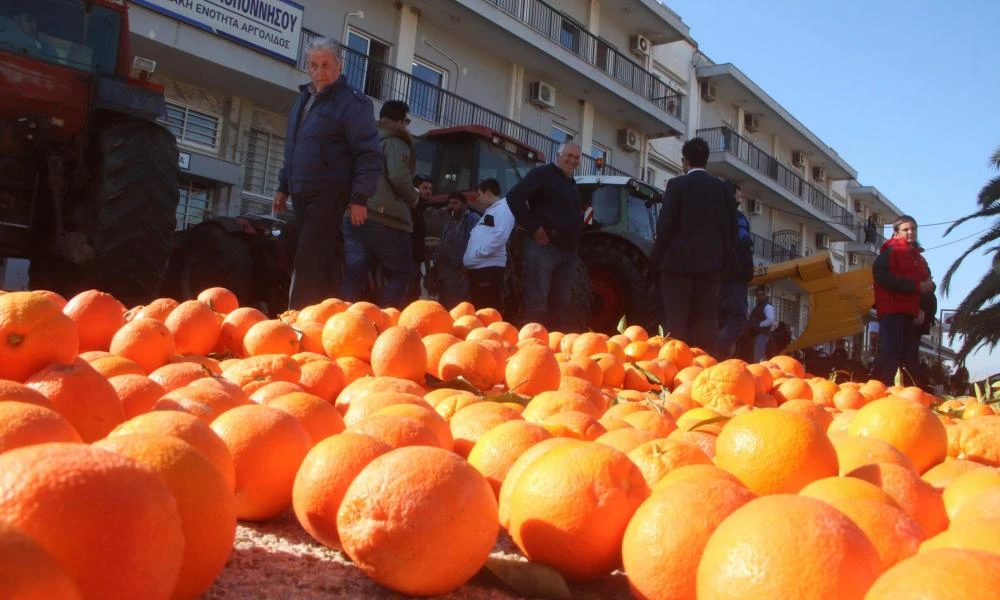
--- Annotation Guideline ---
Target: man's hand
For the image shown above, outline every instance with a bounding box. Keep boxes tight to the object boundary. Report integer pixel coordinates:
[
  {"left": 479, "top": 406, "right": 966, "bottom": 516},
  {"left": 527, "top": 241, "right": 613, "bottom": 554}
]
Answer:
[
  {"left": 349, "top": 204, "right": 368, "bottom": 226},
  {"left": 272, "top": 191, "right": 288, "bottom": 214},
  {"left": 914, "top": 310, "right": 926, "bottom": 326},
  {"left": 533, "top": 227, "right": 550, "bottom": 245},
  {"left": 918, "top": 280, "right": 935, "bottom": 294}
]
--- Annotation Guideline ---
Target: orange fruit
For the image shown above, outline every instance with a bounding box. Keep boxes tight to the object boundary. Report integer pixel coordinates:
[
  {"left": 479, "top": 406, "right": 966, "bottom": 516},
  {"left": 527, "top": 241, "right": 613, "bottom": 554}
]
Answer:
[
  {"left": 221, "top": 354, "right": 302, "bottom": 395},
  {"left": 343, "top": 391, "right": 428, "bottom": 427},
  {"left": 93, "top": 433, "right": 237, "bottom": 599},
  {"left": 467, "top": 420, "right": 553, "bottom": 496},
  {"left": 826, "top": 498, "right": 925, "bottom": 569},
  {"left": 833, "top": 386, "right": 868, "bottom": 410},
  {"left": 921, "top": 459, "right": 986, "bottom": 489},
  {"left": 449, "top": 401, "right": 522, "bottom": 457},
  {"left": 865, "top": 548, "right": 1000, "bottom": 600},
  {"left": 559, "top": 375, "right": 610, "bottom": 413},
  {"left": 335, "top": 356, "right": 374, "bottom": 387},
  {"left": 486, "top": 320, "right": 518, "bottom": 345},
  {"left": 0, "top": 291, "right": 79, "bottom": 381},
  {"left": 627, "top": 438, "right": 712, "bottom": 487},
  {"left": 541, "top": 409, "right": 607, "bottom": 441},
  {"left": 156, "top": 381, "right": 246, "bottom": 424},
  {"left": 658, "top": 339, "right": 693, "bottom": 369},
  {"left": 249, "top": 380, "right": 304, "bottom": 403},
  {"left": 62, "top": 289, "right": 125, "bottom": 352},
  {"left": 517, "top": 322, "right": 549, "bottom": 344},
  {"left": 497, "top": 437, "right": 582, "bottom": 529},
  {"left": 220, "top": 307, "right": 268, "bottom": 356},
  {"left": 714, "top": 408, "right": 838, "bottom": 495},
  {"left": 438, "top": 341, "right": 498, "bottom": 391},
  {"left": 372, "top": 402, "right": 453, "bottom": 451},
  {"left": 452, "top": 314, "right": 484, "bottom": 338},
  {"left": 0, "top": 520, "right": 83, "bottom": 599},
  {"left": 0, "top": 401, "right": 82, "bottom": 453},
  {"left": 771, "top": 377, "right": 813, "bottom": 404},
  {"left": 370, "top": 326, "right": 427, "bottom": 383},
  {"left": 950, "top": 485, "right": 1000, "bottom": 523},
  {"left": 768, "top": 354, "right": 805, "bottom": 378},
  {"left": 0, "top": 443, "right": 184, "bottom": 600},
  {"left": 521, "top": 389, "right": 600, "bottom": 421},
  {"left": 107, "top": 373, "right": 166, "bottom": 419},
  {"left": 848, "top": 395, "right": 948, "bottom": 473},
  {"left": 397, "top": 300, "right": 454, "bottom": 336},
  {"left": 941, "top": 467, "right": 1000, "bottom": 520},
  {"left": 623, "top": 479, "right": 756, "bottom": 600},
  {"left": 148, "top": 361, "right": 212, "bottom": 392},
  {"left": 0, "top": 379, "right": 53, "bottom": 408},
  {"left": 847, "top": 462, "right": 948, "bottom": 536},
  {"left": 666, "top": 429, "right": 717, "bottom": 458},
  {"left": 210, "top": 404, "right": 312, "bottom": 520},
  {"left": 263, "top": 392, "right": 346, "bottom": 445},
  {"left": 295, "top": 298, "right": 348, "bottom": 326},
  {"left": 164, "top": 299, "right": 220, "bottom": 356},
  {"left": 196, "top": 286, "right": 239, "bottom": 314},
  {"left": 831, "top": 433, "right": 916, "bottom": 475},
  {"left": 297, "top": 358, "right": 346, "bottom": 402},
  {"left": 348, "top": 413, "right": 443, "bottom": 450},
  {"left": 334, "top": 375, "right": 425, "bottom": 414},
  {"left": 321, "top": 311, "right": 378, "bottom": 361},
  {"left": 654, "top": 464, "right": 744, "bottom": 490},
  {"left": 337, "top": 446, "right": 498, "bottom": 595},
  {"left": 696, "top": 494, "right": 881, "bottom": 599},
  {"left": 799, "top": 475, "right": 898, "bottom": 507},
  {"left": 133, "top": 297, "right": 178, "bottom": 321},
  {"left": 504, "top": 344, "right": 561, "bottom": 396},
  {"left": 780, "top": 397, "right": 834, "bottom": 431},
  {"left": 622, "top": 409, "right": 677, "bottom": 438},
  {"left": 346, "top": 301, "right": 391, "bottom": 332},
  {"left": 592, "top": 352, "right": 626, "bottom": 387},
  {"left": 595, "top": 427, "right": 658, "bottom": 455},
  {"left": 507, "top": 441, "right": 649, "bottom": 581},
  {"left": 24, "top": 358, "right": 125, "bottom": 442},
  {"left": 242, "top": 319, "right": 300, "bottom": 356},
  {"left": 947, "top": 417, "right": 1000, "bottom": 466},
  {"left": 475, "top": 307, "right": 502, "bottom": 325},
  {"left": 109, "top": 317, "right": 175, "bottom": 373},
  {"left": 292, "top": 432, "right": 393, "bottom": 548},
  {"left": 745, "top": 363, "right": 773, "bottom": 394}
]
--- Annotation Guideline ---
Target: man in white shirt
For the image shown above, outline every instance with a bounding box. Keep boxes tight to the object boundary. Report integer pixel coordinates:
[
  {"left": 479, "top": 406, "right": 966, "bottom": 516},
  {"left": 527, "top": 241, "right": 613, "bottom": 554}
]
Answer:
[
  {"left": 463, "top": 178, "right": 514, "bottom": 311},
  {"left": 748, "top": 286, "right": 776, "bottom": 361}
]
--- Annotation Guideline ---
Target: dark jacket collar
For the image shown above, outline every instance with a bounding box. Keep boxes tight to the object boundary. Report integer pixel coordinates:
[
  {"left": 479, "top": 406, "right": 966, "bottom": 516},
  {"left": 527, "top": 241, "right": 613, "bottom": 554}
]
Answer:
[
  {"left": 298, "top": 76, "right": 348, "bottom": 99},
  {"left": 376, "top": 117, "right": 413, "bottom": 146}
]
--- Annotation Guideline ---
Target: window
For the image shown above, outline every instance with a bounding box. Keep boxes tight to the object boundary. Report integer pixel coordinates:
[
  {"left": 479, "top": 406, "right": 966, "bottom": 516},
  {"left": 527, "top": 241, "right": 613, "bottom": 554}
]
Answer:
[
  {"left": 243, "top": 129, "right": 286, "bottom": 197},
  {"left": 558, "top": 15, "right": 582, "bottom": 54},
  {"left": 645, "top": 167, "right": 655, "bottom": 185},
  {"left": 162, "top": 101, "right": 220, "bottom": 151},
  {"left": 590, "top": 143, "right": 610, "bottom": 165},
  {"left": 550, "top": 125, "right": 575, "bottom": 144},
  {"left": 410, "top": 59, "right": 446, "bottom": 123},
  {"left": 580, "top": 185, "right": 620, "bottom": 226},
  {"left": 176, "top": 180, "right": 212, "bottom": 230},
  {"left": 0, "top": 0, "right": 119, "bottom": 73},
  {"left": 626, "top": 193, "right": 657, "bottom": 242},
  {"left": 342, "top": 29, "right": 391, "bottom": 101}
]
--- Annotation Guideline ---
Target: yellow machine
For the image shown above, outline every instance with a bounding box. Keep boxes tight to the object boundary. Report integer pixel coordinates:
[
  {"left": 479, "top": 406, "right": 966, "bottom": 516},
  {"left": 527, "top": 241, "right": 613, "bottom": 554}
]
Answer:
[{"left": 750, "top": 252, "right": 874, "bottom": 353}]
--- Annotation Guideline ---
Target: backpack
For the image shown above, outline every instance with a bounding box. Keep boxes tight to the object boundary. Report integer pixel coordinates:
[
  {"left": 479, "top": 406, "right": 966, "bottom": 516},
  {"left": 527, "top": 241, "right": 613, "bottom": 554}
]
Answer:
[{"left": 733, "top": 210, "right": 755, "bottom": 283}]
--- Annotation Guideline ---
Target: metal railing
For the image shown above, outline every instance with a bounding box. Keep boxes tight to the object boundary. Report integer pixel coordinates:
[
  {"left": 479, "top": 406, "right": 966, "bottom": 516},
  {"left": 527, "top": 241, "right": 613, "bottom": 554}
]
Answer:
[
  {"left": 297, "top": 31, "right": 630, "bottom": 178},
  {"left": 752, "top": 232, "right": 800, "bottom": 263},
  {"left": 698, "top": 127, "right": 858, "bottom": 228},
  {"left": 482, "top": 0, "right": 682, "bottom": 118},
  {"left": 848, "top": 222, "right": 887, "bottom": 249}
]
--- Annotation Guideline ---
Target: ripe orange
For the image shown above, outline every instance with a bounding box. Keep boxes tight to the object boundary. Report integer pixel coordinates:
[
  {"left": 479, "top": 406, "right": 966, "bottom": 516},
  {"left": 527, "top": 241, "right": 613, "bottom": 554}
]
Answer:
[
  {"left": 221, "top": 354, "right": 302, "bottom": 394},
  {"left": 627, "top": 438, "right": 712, "bottom": 488},
  {"left": 947, "top": 416, "right": 1000, "bottom": 466},
  {"left": 0, "top": 401, "right": 82, "bottom": 453},
  {"left": 449, "top": 401, "right": 523, "bottom": 457},
  {"left": 322, "top": 311, "right": 378, "bottom": 361},
  {"left": 62, "top": 289, "right": 126, "bottom": 352},
  {"left": 196, "top": 286, "right": 239, "bottom": 314},
  {"left": 438, "top": 341, "right": 498, "bottom": 391},
  {"left": 349, "top": 412, "right": 443, "bottom": 450},
  {"left": 337, "top": 446, "right": 498, "bottom": 595},
  {"left": 148, "top": 361, "right": 212, "bottom": 392},
  {"left": 334, "top": 375, "right": 426, "bottom": 414},
  {"left": 865, "top": 548, "right": 1000, "bottom": 599},
  {"left": 0, "top": 443, "right": 184, "bottom": 600},
  {"left": 921, "top": 459, "right": 986, "bottom": 489},
  {"left": 24, "top": 358, "right": 125, "bottom": 442},
  {"left": 848, "top": 396, "right": 948, "bottom": 473},
  {"left": 343, "top": 391, "right": 428, "bottom": 428},
  {"left": 467, "top": 420, "right": 553, "bottom": 496},
  {"left": 93, "top": 433, "right": 237, "bottom": 599},
  {"left": 595, "top": 427, "right": 658, "bottom": 455},
  {"left": 771, "top": 377, "right": 813, "bottom": 404},
  {"left": 0, "top": 291, "right": 79, "bottom": 381},
  {"left": 517, "top": 322, "right": 549, "bottom": 344},
  {"left": 0, "top": 379, "right": 53, "bottom": 408},
  {"left": 0, "top": 521, "right": 83, "bottom": 599},
  {"left": 541, "top": 409, "right": 607, "bottom": 441},
  {"left": 397, "top": 300, "right": 454, "bottom": 336},
  {"left": 109, "top": 317, "right": 175, "bottom": 373},
  {"left": 220, "top": 307, "right": 268, "bottom": 356},
  {"left": 921, "top": 516, "right": 1000, "bottom": 555},
  {"left": 249, "top": 380, "right": 304, "bottom": 403},
  {"left": 696, "top": 494, "right": 881, "bottom": 599},
  {"left": 824, "top": 498, "right": 925, "bottom": 569},
  {"left": 521, "top": 389, "right": 600, "bottom": 422},
  {"left": 950, "top": 485, "right": 1000, "bottom": 523},
  {"left": 242, "top": 319, "right": 300, "bottom": 356},
  {"left": 487, "top": 320, "right": 519, "bottom": 345},
  {"left": 210, "top": 404, "right": 312, "bottom": 521},
  {"left": 475, "top": 307, "right": 502, "bottom": 325},
  {"left": 666, "top": 429, "right": 718, "bottom": 458},
  {"left": 833, "top": 386, "right": 868, "bottom": 410},
  {"left": 714, "top": 408, "right": 838, "bottom": 495},
  {"left": 799, "top": 475, "right": 898, "bottom": 507},
  {"left": 622, "top": 409, "right": 677, "bottom": 438},
  {"left": 373, "top": 402, "right": 454, "bottom": 451},
  {"left": 497, "top": 437, "right": 583, "bottom": 529},
  {"left": 658, "top": 339, "right": 693, "bottom": 369},
  {"left": 370, "top": 326, "right": 427, "bottom": 383},
  {"left": 504, "top": 344, "right": 561, "bottom": 395},
  {"left": 831, "top": 433, "right": 916, "bottom": 475},
  {"left": 164, "top": 299, "right": 221, "bottom": 356},
  {"left": 941, "top": 467, "right": 1000, "bottom": 520},
  {"left": 654, "top": 464, "right": 745, "bottom": 490},
  {"left": 133, "top": 297, "right": 178, "bottom": 321},
  {"left": 847, "top": 462, "right": 948, "bottom": 536},
  {"left": 623, "top": 479, "right": 756, "bottom": 600},
  {"left": 297, "top": 358, "right": 346, "bottom": 402},
  {"left": 292, "top": 432, "right": 393, "bottom": 548},
  {"left": 106, "top": 373, "right": 166, "bottom": 419},
  {"left": 262, "top": 392, "right": 346, "bottom": 445},
  {"left": 507, "top": 441, "right": 650, "bottom": 581}
]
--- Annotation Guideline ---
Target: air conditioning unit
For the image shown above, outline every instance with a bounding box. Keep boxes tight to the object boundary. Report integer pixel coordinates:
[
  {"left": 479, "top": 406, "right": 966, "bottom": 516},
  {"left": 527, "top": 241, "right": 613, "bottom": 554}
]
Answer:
[
  {"left": 700, "top": 80, "right": 717, "bottom": 103},
  {"left": 529, "top": 81, "right": 556, "bottom": 109},
  {"left": 744, "top": 113, "right": 760, "bottom": 133},
  {"left": 792, "top": 150, "right": 806, "bottom": 168},
  {"left": 849, "top": 252, "right": 859, "bottom": 266},
  {"left": 630, "top": 34, "right": 651, "bottom": 58},
  {"left": 813, "top": 166, "right": 827, "bottom": 182},
  {"left": 748, "top": 198, "right": 763, "bottom": 215},
  {"left": 854, "top": 199, "right": 863, "bottom": 212},
  {"left": 815, "top": 233, "right": 831, "bottom": 249},
  {"left": 618, "top": 128, "right": 641, "bottom": 152}
]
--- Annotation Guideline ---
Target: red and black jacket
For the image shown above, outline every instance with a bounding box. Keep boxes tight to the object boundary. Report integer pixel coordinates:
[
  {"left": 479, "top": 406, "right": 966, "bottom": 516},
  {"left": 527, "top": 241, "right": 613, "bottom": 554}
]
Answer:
[{"left": 873, "top": 237, "right": 930, "bottom": 317}]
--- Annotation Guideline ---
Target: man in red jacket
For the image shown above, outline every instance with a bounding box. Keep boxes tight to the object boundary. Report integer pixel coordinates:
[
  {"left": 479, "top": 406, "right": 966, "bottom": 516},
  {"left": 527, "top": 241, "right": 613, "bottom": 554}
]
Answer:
[{"left": 872, "top": 215, "right": 935, "bottom": 385}]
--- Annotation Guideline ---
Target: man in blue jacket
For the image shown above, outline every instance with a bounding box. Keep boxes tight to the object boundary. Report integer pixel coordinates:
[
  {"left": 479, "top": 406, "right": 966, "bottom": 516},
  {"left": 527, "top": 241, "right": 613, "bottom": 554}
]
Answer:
[{"left": 272, "top": 37, "right": 382, "bottom": 310}]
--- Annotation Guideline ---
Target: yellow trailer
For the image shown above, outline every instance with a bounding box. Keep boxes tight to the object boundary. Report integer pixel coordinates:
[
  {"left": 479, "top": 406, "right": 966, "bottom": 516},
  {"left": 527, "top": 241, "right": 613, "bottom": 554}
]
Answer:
[{"left": 750, "top": 252, "right": 874, "bottom": 353}]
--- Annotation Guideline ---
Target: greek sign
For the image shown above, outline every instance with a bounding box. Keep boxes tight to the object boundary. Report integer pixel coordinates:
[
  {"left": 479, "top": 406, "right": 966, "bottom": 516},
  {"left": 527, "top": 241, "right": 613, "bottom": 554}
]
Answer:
[{"left": 133, "top": 0, "right": 304, "bottom": 64}]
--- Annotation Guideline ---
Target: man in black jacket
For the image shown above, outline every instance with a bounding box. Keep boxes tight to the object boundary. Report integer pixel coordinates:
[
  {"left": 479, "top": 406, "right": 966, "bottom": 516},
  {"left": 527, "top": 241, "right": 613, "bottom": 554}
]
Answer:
[
  {"left": 272, "top": 37, "right": 382, "bottom": 310},
  {"left": 649, "top": 137, "right": 738, "bottom": 353},
  {"left": 506, "top": 142, "right": 582, "bottom": 329}
]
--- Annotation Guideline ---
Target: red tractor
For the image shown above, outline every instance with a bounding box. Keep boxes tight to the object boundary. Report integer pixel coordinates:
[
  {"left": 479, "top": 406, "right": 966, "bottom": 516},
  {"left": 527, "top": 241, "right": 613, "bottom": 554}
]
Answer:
[{"left": 0, "top": 0, "right": 179, "bottom": 306}]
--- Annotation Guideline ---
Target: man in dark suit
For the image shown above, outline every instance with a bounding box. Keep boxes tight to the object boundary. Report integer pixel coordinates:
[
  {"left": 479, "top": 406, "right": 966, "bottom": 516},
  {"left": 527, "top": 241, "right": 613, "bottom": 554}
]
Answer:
[{"left": 649, "top": 137, "right": 738, "bottom": 353}]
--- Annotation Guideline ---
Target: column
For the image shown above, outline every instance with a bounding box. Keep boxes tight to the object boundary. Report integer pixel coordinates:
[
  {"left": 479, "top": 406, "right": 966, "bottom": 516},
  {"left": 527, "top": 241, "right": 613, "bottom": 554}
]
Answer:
[
  {"left": 587, "top": 0, "right": 601, "bottom": 34},
  {"left": 506, "top": 63, "right": 524, "bottom": 123},
  {"left": 393, "top": 4, "right": 419, "bottom": 74},
  {"left": 579, "top": 101, "right": 595, "bottom": 157}
]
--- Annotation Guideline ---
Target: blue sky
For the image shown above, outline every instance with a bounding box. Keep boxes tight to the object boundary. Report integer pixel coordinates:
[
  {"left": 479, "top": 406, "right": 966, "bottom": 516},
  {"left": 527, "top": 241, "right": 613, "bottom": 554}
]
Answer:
[{"left": 668, "top": 0, "right": 1000, "bottom": 378}]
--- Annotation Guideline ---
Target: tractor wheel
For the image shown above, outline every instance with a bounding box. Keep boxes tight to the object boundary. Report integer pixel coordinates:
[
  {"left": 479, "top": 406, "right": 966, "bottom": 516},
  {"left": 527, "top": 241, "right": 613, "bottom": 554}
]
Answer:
[
  {"left": 579, "top": 238, "right": 652, "bottom": 335},
  {"left": 30, "top": 119, "right": 179, "bottom": 307},
  {"left": 162, "top": 222, "right": 255, "bottom": 308},
  {"left": 562, "top": 256, "right": 593, "bottom": 333}
]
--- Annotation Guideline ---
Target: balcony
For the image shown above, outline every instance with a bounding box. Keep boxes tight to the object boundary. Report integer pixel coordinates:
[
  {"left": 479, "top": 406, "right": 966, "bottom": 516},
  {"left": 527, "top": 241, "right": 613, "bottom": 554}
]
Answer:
[
  {"left": 698, "top": 127, "right": 859, "bottom": 241},
  {"left": 847, "top": 183, "right": 903, "bottom": 221},
  {"left": 752, "top": 233, "right": 800, "bottom": 264},
  {"left": 844, "top": 222, "right": 887, "bottom": 256},
  {"left": 307, "top": 35, "right": 630, "bottom": 178}
]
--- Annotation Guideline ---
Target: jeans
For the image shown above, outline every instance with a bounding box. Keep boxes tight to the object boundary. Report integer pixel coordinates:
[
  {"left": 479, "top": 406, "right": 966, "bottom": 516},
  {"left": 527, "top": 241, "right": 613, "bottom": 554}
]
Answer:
[
  {"left": 288, "top": 191, "right": 347, "bottom": 310},
  {"left": 467, "top": 266, "right": 505, "bottom": 312},
  {"left": 718, "top": 281, "right": 748, "bottom": 358},
  {"left": 874, "top": 313, "right": 918, "bottom": 385},
  {"left": 660, "top": 270, "right": 721, "bottom": 354},
  {"left": 521, "top": 239, "right": 576, "bottom": 330},
  {"left": 341, "top": 216, "right": 414, "bottom": 309},
  {"left": 436, "top": 266, "right": 469, "bottom": 311},
  {"left": 754, "top": 333, "right": 771, "bottom": 362}
]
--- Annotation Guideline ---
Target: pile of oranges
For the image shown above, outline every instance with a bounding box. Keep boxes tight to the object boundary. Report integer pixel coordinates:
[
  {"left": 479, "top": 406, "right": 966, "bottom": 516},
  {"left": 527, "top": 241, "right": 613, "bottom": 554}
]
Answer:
[{"left": 1, "top": 286, "right": 998, "bottom": 599}]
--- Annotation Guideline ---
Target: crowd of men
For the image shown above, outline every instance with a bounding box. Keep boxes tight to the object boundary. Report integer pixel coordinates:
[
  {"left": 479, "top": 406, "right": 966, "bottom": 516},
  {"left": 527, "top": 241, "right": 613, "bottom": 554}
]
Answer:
[{"left": 273, "top": 36, "right": 947, "bottom": 387}]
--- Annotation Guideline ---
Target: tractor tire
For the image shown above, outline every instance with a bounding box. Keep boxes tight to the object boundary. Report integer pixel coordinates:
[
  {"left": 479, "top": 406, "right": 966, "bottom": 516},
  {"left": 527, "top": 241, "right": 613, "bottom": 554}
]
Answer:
[
  {"left": 30, "top": 119, "right": 179, "bottom": 307},
  {"left": 501, "top": 232, "right": 592, "bottom": 331},
  {"left": 562, "top": 256, "right": 593, "bottom": 333},
  {"left": 164, "top": 221, "right": 255, "bottom": 308},
  {"left": 579, "top": 238, "right": 652, "bottom": 335}
]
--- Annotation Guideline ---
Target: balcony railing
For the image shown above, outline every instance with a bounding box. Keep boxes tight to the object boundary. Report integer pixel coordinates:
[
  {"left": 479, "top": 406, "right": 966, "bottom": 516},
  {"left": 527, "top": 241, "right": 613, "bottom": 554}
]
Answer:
[
  {"left": 482, "top": 0, "right": 682, "bottom": 119},
  {"left": 752, "top": 232, "right": 800, "bottom": 264},
  {"left": 297, "top": 31, "right": 630, "bottom": 178},
  {"left": 698, "top": 127, "right": 857, "bottom": 228},
  {"left": 848, "top": 222, "right": 887, "bottom": 249}
]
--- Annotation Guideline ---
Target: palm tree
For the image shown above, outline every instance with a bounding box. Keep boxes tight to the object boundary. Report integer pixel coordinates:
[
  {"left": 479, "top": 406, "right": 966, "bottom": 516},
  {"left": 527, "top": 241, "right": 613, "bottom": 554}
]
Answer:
[{"left": 941, "top": 146, "right": 1000, "bottom": 358}]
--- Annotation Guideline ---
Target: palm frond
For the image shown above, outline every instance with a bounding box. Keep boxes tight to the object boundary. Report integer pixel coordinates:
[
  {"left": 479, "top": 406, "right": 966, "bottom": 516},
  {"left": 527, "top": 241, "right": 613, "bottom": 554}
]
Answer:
[
  {"left": 991, "top": 146, "right": 1000, "bottom": 170},
  {"left": 978, "top": 175, "right": 1000, "bottom": 207},
  {"left": 949, "top": 269, "right": 1000, "bottom": 325},
  {"left": 944, "top": 196, "right": 1000, "bottom": 236},
  {"left": 942, "top": 222, "right": 1000, "bottom": 294},
  {"left": 951, "top": 301, "right": 1000, "bottom": 357}
]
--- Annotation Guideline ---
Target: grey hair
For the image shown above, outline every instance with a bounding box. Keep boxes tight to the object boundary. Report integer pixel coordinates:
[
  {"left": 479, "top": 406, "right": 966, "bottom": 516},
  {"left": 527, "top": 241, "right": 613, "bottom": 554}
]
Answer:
[
  {"left": 556, "top": 141, "right": 582, "bottom": 156},
  {"left": 305, "top": 36, "right": 342, "bottom": 60}
]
